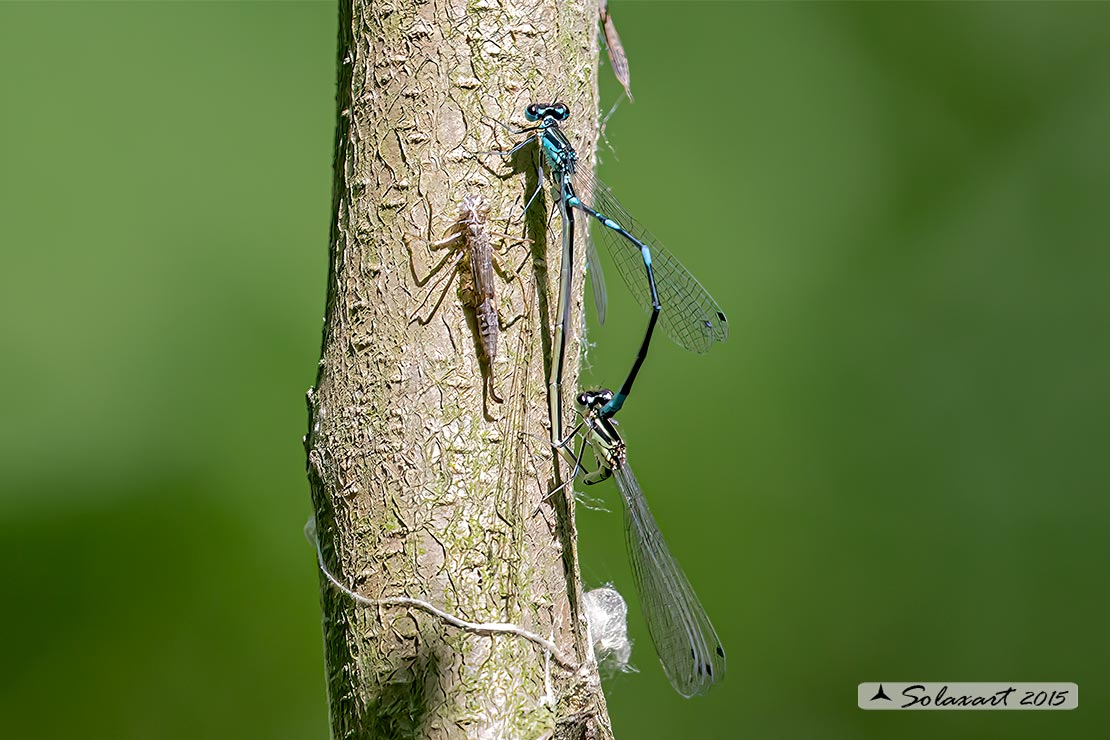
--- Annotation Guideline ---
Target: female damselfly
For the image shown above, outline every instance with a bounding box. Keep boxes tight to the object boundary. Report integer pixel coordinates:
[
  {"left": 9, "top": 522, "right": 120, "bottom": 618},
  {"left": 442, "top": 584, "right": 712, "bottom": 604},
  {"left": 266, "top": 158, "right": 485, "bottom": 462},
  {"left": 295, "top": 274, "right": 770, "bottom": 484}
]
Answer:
[
  {"left": 557, "top": 388, "right": 726, "bottom": 697},
  {"left": 498, "top": 103, "right": 728, "bottom": 447}
]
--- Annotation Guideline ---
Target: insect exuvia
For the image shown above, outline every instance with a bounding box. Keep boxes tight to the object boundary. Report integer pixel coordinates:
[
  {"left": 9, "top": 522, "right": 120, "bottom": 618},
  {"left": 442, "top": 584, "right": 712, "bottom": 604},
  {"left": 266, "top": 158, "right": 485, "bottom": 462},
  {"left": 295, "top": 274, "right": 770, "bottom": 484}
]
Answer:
[
  {"left": 558, "top": 388, "right": 726, "bottom": 697},
  {"left": 407, "top": 194, "right": 525, "bottom": 404}
]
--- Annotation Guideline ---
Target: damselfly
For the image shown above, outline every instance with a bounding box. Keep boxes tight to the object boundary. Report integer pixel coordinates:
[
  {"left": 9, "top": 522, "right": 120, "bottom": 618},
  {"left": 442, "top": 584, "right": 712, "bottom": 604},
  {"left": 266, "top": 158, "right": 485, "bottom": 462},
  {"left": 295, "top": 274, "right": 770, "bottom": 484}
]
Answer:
[
  {"left": 497, "top": 103, "right": 728, "bottom": 446},
  {"left": 406, "top": 194, "right": 527, "bottom": 404},
  {"left": 557, "top": 388, "right": 726, "bottom": 697}
]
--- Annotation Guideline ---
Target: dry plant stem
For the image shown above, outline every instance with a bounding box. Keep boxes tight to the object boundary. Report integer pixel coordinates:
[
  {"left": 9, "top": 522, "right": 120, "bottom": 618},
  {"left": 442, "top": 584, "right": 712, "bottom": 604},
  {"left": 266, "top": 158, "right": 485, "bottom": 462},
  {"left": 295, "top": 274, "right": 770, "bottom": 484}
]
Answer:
[
  {"left": 308, "top": 517, "right": 578, "bottom": 670},
  {"left": 304, "top": 1, "right": 611, "bottom": 739}
]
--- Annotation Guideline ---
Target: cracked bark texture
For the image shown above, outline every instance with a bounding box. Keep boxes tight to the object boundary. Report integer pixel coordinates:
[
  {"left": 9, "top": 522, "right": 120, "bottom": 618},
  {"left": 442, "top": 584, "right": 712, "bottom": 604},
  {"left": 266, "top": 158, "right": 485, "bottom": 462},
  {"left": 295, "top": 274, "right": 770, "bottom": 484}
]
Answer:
[{"left": 305, "top": 1, "right": 611, "bottom": 738}]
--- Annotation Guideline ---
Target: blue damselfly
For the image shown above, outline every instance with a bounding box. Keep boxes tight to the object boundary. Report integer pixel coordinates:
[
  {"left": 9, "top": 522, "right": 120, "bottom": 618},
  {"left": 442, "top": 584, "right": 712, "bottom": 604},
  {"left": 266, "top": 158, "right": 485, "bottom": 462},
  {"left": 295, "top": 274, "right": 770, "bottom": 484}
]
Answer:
[{"left": 498, "top": 103, "right": 728, "bottom": 445}]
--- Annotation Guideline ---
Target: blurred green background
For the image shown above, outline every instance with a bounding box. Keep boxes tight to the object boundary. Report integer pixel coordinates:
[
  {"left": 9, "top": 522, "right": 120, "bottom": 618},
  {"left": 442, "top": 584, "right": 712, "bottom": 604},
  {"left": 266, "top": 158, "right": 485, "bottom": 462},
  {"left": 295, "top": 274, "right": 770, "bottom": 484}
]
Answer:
[{"left": 2, "top": 1, "right": 1108, "bottom": 738}]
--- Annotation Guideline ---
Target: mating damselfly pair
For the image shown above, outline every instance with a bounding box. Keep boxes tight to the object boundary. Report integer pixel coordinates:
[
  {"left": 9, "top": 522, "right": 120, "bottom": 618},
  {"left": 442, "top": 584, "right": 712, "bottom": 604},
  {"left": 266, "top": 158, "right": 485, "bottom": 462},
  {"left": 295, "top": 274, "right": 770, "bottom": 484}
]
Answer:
[{"left": 495, "top": 102, "right": 728, "bottom": 697}]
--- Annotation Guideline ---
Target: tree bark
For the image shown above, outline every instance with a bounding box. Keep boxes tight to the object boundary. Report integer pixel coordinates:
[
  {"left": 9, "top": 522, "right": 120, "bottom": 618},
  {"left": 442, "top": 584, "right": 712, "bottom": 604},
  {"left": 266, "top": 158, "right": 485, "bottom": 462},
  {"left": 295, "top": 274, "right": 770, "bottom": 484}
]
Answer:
[{"left": 305, "top": 1, "right": 611, "bottom": 738}]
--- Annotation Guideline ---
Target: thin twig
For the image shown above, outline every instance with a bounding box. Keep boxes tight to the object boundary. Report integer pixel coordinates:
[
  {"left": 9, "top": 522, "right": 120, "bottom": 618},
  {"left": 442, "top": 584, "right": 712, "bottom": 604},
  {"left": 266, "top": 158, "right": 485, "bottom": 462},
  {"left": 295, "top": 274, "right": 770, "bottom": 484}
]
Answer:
[{"left": 306, "top": 518, "right": 579, "bottom": 670}]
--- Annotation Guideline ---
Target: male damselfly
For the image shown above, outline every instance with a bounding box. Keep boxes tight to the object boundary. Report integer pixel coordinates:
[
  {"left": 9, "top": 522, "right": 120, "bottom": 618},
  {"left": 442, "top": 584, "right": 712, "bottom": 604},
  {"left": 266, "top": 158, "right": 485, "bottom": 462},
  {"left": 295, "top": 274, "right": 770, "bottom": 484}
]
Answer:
[{"left": 497, "top": 103, "right": 728, "bottom": 447}]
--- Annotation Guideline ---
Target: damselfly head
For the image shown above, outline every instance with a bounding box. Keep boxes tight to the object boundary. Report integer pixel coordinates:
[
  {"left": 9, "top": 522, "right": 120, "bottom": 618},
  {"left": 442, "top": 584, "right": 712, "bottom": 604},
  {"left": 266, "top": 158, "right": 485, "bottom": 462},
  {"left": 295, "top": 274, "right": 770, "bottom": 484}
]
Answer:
[
  {"left": 525, "top": 102, "right": 570, "bottom": 123},
  {"left": 577, "top": 388, "right": 613, "bottom": 410}
]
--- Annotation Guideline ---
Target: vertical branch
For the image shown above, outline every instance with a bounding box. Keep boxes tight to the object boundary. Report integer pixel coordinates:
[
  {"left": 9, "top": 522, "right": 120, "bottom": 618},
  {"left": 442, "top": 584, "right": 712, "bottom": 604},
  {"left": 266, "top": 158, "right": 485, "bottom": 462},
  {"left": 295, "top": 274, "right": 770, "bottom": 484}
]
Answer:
[{"left": 304, "top": 1, "right": 612, "bottom": 738}]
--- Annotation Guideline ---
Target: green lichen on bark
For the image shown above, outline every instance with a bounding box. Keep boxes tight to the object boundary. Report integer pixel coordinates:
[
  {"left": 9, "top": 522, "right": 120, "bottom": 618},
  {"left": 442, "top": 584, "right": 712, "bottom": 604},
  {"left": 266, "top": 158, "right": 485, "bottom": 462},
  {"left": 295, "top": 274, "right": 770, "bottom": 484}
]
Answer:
[{"left": 305, "top": 1, "right": 613, "bottom": 738}]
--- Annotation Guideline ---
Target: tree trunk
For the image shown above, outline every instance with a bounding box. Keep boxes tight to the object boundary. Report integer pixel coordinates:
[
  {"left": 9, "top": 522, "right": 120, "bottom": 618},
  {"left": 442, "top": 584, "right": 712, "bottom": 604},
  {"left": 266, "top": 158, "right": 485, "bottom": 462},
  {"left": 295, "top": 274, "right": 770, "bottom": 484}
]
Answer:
[{"left": 304, "top": 1, "right": 611, "bottom": 738}]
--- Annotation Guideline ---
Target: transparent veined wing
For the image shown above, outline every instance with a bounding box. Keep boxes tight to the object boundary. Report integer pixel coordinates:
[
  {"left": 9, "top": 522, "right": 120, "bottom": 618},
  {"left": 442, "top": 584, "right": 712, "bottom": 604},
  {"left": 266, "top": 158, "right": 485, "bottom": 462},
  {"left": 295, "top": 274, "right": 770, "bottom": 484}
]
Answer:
[
  {"left": 585, "top": 237, "right": 608, "bottom": 326},
  {"left": 570, "top": 171, "right": 728, "bottom": 354},
  {"left": 614, "top": 462, "right": 726, "bottom": 697}
]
